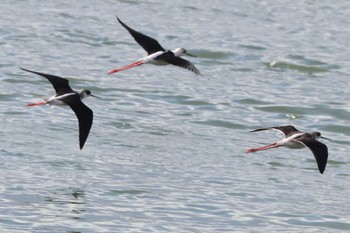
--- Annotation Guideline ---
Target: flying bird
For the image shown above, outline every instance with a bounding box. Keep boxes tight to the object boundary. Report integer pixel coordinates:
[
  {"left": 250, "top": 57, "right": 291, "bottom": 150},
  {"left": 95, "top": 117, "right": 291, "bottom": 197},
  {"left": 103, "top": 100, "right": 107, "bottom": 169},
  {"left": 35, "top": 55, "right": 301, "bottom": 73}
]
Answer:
[
  {"left": 246, "top": 125, "right": 330, "bottom": 174},
  {"left": 21, "top": 68, "right": 100, "bottom": 150},
  {"left": 108, "top": 17, "right": 201, "bottom": 75}
]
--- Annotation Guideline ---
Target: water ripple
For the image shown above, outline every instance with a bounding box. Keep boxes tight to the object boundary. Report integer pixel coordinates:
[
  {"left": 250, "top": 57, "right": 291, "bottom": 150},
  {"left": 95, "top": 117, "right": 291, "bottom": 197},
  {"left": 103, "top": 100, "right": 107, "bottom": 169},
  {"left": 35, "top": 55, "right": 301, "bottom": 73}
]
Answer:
[{"left": 1, "top": 1, "right": 350, "bottom": 232}]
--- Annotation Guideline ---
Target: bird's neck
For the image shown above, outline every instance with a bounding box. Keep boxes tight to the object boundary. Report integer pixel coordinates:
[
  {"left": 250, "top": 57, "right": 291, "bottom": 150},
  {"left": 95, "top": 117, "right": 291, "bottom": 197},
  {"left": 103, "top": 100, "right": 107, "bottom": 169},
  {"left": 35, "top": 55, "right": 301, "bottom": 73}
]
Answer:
[
  {"left": 79, "top": 91, "right": 88, "bottom": 100},
  {"left": 171, "top": 48, "right": 183, "bottom": 57}
]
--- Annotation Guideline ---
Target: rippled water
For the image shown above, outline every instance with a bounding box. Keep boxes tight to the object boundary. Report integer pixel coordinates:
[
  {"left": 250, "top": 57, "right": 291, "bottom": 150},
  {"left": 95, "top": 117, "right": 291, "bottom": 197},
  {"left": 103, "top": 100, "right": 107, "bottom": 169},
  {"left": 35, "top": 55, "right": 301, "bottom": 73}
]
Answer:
[{"left": 1, "top": 0, "right": 350, "bottom": 232}]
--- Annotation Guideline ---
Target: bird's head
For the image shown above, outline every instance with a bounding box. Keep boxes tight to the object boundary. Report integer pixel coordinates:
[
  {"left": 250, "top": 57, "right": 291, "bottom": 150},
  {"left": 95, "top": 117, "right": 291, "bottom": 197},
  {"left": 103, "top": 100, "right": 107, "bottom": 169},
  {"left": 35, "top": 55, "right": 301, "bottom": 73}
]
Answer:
[
  {"left": 311, "top": 131, "right": 331, "bottom": 140},
  {"left": 172, "top": 48, "right": 197, "bottom": 57},
  {"left": 80, "top": 89, "right": 101, "bottom": 99}
]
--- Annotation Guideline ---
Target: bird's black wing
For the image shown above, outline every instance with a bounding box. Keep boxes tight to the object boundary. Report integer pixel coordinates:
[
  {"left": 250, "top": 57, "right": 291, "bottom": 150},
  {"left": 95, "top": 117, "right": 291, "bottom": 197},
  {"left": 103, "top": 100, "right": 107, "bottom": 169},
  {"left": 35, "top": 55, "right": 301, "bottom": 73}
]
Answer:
[
  {"left": 157, "top": 51, "right": 201, "bottom": 75},
  {"left": 295, "top": 134, "right": 328, "bottom": 174},
  {"left": 117, "top": 17, "right": 166, "bottom": 54},
  {"left": 21, "top": 68, "right": 73, "bottom": 95},
  {"left": 251, "top": 125, "right": 300, "bottom": 137},
  {"left": 62, "top": 94, "right": 93, "bottom": 150}
]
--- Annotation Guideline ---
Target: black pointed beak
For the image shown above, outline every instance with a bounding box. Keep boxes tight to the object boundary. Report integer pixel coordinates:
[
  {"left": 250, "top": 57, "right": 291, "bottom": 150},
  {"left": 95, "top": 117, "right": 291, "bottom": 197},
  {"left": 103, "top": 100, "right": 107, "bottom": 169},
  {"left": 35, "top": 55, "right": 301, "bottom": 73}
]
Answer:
[
  {"left": 91, "top": 94, "right": 101, "bottom": 99},
  {"left": 187, "top": 53, "right": 197, "bottom": 57},
  {"left": 321, "top": 136, "right": 331, "bottom": 141}
]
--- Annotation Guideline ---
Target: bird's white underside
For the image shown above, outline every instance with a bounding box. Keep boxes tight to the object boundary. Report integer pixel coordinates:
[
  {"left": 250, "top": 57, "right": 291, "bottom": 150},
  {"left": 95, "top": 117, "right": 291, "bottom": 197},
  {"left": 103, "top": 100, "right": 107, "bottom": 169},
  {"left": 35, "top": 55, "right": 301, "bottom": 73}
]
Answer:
[
  {"left": 45, "top": 93, "right": 76, "bottom": 106},
  {"left": 278, "top": 132, "right": 306, "bottom": 149}
]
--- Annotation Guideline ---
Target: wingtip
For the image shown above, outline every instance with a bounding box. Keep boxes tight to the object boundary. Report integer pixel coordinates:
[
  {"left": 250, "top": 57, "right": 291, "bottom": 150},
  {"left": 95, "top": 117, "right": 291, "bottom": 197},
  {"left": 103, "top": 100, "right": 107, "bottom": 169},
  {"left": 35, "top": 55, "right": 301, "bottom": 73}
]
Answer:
[
  {"left": 314, "top": 155, "right": 327, "bottom": 175},
  {"left": 20, "top": 67, "right": 31, "bottom": 73},
  {"left": 249, "top": 129, "right": 259, "bottom": 133},
  {"left": 20, "top": 67, "right": 40, "bottom": 75},
  {"left": 318, "top": 166, "right": 325, "bottom": 174},
  {"left": 318, "top": 165, "right": 326, "bottom": 174},
  {"left": 249, "top": 127, "right": 272, "bottom": 133},
  {"left": 79, "top": 142, "right": 84, "bottom": 150},
  {"left": 116, "top": 16, "right": 123, "bottom": 24}
]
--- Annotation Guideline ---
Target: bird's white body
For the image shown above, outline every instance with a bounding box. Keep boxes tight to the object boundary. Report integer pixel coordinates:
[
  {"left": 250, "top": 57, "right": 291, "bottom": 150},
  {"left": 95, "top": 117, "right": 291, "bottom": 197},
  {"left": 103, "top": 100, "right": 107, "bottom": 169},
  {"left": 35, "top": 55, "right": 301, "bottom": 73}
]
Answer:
[
  {"left": 45, "top": 93, "right": 76, "bottom": 106},
  {"left": 137, "top": 51, "right": 166, "bottom": 65},
  {"left": 33, "top": 90, "right": 91, "bottom": 107},
  {"left": 137, "top": 48, "right": 187, "bottom": 65},
  {"left": 276, "top": 132, "right": 306, "bottom": 149}
]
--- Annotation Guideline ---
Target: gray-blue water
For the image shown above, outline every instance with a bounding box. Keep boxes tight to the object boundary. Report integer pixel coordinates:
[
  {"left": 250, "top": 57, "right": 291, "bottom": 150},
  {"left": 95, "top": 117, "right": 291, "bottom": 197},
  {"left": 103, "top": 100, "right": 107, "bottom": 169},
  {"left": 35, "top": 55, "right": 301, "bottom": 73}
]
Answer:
[{"left": 1, "top": 0, "right": 350, "bottom": 232}]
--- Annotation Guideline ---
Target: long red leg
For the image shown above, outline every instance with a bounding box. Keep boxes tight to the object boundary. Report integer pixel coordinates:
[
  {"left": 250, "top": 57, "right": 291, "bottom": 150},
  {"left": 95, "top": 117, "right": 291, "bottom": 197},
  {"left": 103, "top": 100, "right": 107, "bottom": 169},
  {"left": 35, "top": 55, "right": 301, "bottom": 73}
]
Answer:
[
  {"left": 108, "top": 61, "right": 144, "bottom": 74},
  {"left": 245, "top": 142, "right": 279, "bottom": 153},
  {"left": 27, "top": 101, "right": 47, "bottom": 106}
]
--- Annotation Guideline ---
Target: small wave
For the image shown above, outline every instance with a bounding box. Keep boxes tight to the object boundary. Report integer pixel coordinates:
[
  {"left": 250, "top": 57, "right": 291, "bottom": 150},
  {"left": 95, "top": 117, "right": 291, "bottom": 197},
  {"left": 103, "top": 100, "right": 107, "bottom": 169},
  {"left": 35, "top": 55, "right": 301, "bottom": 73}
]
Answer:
[
  {"left": 110, "top": 189, "right": 149, "bottom": 195},
  {"left": 191, "top": 119, "right": 245, "bottom": 129},
  {"left": 267, "top": 61, "right": 329, "bottom": 73},
  {"left": 190, "top": 50, "right": 232, "bottom": 59}
]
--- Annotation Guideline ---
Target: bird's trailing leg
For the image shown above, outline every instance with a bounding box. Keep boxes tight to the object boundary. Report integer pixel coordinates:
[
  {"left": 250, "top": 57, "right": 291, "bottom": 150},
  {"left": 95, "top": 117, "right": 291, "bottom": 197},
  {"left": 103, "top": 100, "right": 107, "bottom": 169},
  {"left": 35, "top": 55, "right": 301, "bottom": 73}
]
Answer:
[
  {"left": 245, "top": 142, "right": 279, "bottom": 153},
  {"left": 108, "top": 61, "right": 144, "bottom": 74},
  {"left": 27, "top": 101, "right": 47, "bottom": 106}
]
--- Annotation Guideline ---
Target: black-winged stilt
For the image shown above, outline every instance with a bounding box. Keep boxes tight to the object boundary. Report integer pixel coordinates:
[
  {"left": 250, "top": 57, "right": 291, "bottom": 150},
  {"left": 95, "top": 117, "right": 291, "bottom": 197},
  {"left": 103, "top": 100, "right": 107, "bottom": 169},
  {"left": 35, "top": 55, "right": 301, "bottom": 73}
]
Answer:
[
  {"left": 246, "top": 125, "right": 330, "bottom": 174},
  {"left": 108, "top": 17, "right": 201, "bottom": 75},
  {"left": 21, "top": 68, "right": 99, "bottom": 150}
]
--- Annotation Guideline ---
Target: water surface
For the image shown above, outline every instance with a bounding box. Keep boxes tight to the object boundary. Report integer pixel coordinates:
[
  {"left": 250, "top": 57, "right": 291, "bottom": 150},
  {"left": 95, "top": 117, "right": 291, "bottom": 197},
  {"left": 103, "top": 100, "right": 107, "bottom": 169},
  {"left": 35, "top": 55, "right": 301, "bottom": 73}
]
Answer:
[{"left": 1, "top": 0, "right": 350, "bottom": 232}]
